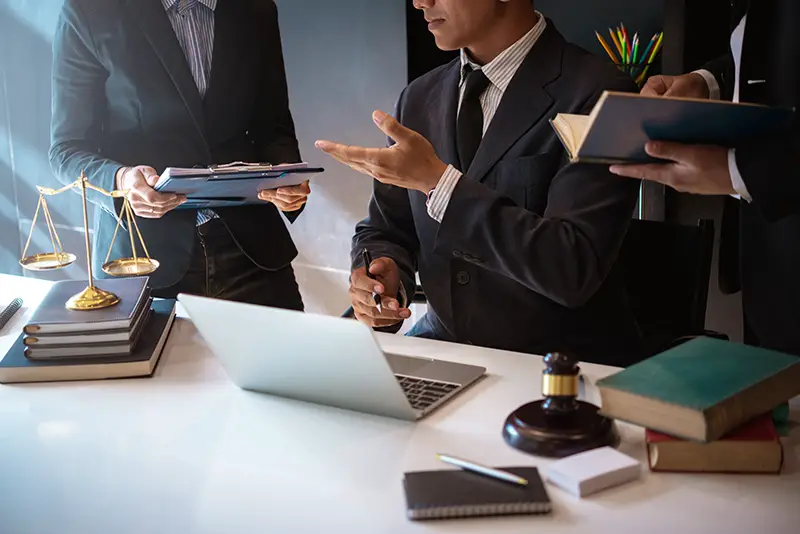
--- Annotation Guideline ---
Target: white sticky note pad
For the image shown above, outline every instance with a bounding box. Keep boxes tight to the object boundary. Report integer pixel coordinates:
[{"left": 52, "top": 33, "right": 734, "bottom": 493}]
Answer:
[{"left": 545, "top": 446, "right": 641, "bottom": 498}]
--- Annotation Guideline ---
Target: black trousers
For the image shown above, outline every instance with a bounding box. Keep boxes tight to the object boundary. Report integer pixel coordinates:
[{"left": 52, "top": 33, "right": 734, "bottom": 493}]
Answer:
[{"left": 153, "top": 218, "right": 304, "bottom": 311}]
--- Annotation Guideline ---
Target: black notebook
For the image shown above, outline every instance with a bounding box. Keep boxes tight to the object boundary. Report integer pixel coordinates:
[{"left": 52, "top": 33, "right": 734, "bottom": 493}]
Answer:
[
  {"left": 23, "top": 277, "right": 150, "bottom": 335},
  {"left": 402, "top": 467, "right": 551, "bottom": 521}
]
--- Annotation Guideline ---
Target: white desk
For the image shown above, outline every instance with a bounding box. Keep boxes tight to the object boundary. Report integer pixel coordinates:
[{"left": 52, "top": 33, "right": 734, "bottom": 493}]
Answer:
[{"left": 0, "top": 274, "right": 798, "bottom": 534}]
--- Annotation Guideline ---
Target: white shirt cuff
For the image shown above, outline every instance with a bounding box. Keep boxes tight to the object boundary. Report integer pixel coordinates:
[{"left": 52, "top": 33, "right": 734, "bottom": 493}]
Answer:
[
  {"left": 427, "top": 165, "right": 462, "bottom": 223},
  {"left": 693, "top": 69, "right": 721, "bottom": 100},
  {"left": 728, "top": 149, "right": 752, "bottom": 202}
]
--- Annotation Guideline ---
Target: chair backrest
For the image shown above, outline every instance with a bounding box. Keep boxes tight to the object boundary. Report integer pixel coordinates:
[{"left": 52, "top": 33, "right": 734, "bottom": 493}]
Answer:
[{"left": 616, "top": 218, "right": 715, "bottom": 355}]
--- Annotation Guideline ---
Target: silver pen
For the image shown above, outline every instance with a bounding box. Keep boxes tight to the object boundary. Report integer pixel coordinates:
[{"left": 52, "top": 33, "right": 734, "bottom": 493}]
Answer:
[{"left": 437, "top": 453, "right": 528, "bottom": 486}]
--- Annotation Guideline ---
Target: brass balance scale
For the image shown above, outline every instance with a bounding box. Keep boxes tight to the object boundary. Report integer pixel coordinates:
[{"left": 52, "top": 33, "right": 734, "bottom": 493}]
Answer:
[{"left": 19, "top": 172, "right": 159, "bottom": 311}]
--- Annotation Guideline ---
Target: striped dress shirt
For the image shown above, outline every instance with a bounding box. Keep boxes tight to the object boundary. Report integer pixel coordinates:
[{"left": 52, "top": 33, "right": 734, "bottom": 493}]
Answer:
[
  {"left": 427, "top": 13, "right": 548, "bottom": 222},
  {"left": 161, "top": 0, "right": 217, "bottom": 225}
]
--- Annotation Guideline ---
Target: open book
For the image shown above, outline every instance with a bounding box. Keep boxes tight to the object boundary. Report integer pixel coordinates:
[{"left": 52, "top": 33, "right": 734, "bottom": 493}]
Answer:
[{"left": 550, "top": 91, "right": 794, "bottom": 164}]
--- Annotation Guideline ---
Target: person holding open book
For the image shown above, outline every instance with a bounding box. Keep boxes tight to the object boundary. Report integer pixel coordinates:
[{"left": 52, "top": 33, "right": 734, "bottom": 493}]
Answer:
[
  {"left": 609, "top": 0, "right": 800, "bottom": 356},
  {"left": 49, "top": 0, "right": 309, "bottom": 309},
  {"left": 317, "top": 0, "right": 644, "bottom": 366}
]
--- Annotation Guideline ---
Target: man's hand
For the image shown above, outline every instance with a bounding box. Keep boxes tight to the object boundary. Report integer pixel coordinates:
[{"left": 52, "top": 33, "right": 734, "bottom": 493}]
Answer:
[
  {"left": 610, "top": 142, "right": 733, "bottom": 195},
  {"left": 258, "top": 181, "right": 311, "bottom": 212},
  {"left": 116, "top": 165, "right": 186, "bottom": 219},
  {"left": 349, "top": 256, "right": 411, "bottom": 328},
  {"left": 315, "top": 110, "right": 447, "bottom": 193},
  {"left": 640, "top": 73, "right": 710, "bottom": 99}
]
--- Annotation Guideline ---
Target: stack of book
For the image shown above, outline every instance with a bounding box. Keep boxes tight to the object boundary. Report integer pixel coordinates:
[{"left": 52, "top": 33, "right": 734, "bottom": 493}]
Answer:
[
  {"left": 596, "top": 337, "right": 800, "bottom": 474},
  {"left": 0, "top": 277, "right": 176, "bottom": 384}
]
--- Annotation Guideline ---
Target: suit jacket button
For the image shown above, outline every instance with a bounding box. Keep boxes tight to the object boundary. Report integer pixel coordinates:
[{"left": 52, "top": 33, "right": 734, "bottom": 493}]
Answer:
[
  {"left": 453, "top": 250, "right": 463, "bottom": 258},
  {"left": 456, "top": 271, "right": 470, "bottom": 285}
]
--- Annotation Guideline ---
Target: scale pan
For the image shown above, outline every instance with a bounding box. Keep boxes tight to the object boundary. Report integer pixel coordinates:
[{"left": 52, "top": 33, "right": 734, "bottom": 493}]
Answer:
[
  {"left": 19, "top": 252, "right": 77, "bottom": 271},
  {"left": 102, "top": 257, "right": 159, "bottom": 277}
]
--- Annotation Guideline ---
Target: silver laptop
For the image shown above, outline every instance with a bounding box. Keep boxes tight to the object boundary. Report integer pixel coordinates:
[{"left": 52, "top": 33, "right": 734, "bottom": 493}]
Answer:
[{"left": 177, "top": 293, "right": 486, "bottom": 420}]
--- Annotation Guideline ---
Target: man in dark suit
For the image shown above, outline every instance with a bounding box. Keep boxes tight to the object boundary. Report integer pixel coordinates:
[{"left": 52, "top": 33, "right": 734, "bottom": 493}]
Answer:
[
  {"left": 317, "top": 0, "right": 644, "bottom": 366},
  {"left": 50, "top": 0, "right": 309, "bottom": 309},
  {"left": 611, "top": 0, "right": 800, "bottom": 355}
]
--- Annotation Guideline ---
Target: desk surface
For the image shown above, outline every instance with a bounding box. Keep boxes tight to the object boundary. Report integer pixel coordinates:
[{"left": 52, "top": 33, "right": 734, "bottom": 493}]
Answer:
[{"left": 0, "top": 274, "right": 798, "bottom": 534}]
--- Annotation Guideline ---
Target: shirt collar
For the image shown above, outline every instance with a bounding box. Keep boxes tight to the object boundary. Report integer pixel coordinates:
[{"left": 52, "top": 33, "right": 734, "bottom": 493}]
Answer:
[
  {"left": 459, "top": 11, "right": 547, "bottom": 92},
  {"left": 162, "top": 0, "right": 218, "bottom": 12}
]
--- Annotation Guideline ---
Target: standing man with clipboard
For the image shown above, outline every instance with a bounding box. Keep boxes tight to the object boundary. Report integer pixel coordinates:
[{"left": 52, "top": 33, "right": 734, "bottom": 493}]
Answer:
[{"left": 50, "top": 0, "right": 309, "bottom": 309}]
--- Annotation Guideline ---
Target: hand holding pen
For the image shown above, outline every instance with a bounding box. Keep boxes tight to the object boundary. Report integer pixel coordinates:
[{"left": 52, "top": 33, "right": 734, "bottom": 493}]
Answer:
[{"left": 348, "top": 249, "right": 411, "bottom": 328}]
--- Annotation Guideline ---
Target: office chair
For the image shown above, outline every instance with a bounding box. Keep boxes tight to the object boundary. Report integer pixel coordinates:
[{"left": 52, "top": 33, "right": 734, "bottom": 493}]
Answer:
[{"left": 616, "top": 218, "right": 728, "bottom": 357}]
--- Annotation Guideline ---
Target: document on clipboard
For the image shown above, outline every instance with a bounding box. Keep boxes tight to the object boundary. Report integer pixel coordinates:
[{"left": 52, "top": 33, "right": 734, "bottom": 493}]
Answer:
[{"left": 153, "top": 162, "right": 325, "bottom": 209}]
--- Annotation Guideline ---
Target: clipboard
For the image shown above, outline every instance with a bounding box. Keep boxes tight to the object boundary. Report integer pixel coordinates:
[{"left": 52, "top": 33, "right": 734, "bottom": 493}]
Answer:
[{"left": 153, "top": 162, "right": 325, "bottom": 208}]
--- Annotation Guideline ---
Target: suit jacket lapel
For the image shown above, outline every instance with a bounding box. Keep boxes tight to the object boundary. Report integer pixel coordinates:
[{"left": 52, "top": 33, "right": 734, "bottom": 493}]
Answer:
[
  {"left": 466, "top": 23, "right": 562, "bottom": 183},
  {"left": 430, "top": 60, "right": 461, "bottom": 168},
  {"left": 123, "top": 0, "right": 209, "bottom": 154}
]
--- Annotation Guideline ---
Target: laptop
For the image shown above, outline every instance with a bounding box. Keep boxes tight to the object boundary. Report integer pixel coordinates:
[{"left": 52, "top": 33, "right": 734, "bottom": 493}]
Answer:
[{"left": 177, "top": 294, "right": 486, "bottom": 420}]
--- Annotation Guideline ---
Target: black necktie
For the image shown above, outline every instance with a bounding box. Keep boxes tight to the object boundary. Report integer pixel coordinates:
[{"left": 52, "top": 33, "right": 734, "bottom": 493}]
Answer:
[{"left": 456, "top": 66, "right": 491, "bottom": 173}]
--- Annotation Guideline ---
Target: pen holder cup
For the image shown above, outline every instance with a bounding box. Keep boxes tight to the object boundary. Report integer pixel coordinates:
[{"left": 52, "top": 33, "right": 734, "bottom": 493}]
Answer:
[{"left": 614, "top": 61, "right": 656, "bottom": 87}]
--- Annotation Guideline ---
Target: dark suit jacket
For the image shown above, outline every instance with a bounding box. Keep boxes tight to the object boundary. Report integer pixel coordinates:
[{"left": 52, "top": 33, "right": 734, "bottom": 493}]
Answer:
[
  {"left": 352, "top": 24, "right": 644, "bottom": 367},
  {"left": 707, "top": 0, "right": 800, "bottom": 355},
  {"left": 50, "top": 0, "right": 301, "bottom": 289}
]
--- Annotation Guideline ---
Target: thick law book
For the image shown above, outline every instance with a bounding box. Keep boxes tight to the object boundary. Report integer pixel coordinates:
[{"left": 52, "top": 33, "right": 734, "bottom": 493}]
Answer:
[
  {"left": 24, "top": 302, "right": 151, "bottom": 360},
  {"left": 402, "top": 467, "right": 550, "bottom": 521},
  {"left": 0, "top": 299, "right": 176, "bottom": 384},
  {"left": 23, "top": 297, "right": 151, "bottom": 348},
  {"left": 595, "top": 337, "right": 800, "bottom": 442},
  {"left": 550, "top": 91, "right": 794, "bottom": 164},
  {"left": 23, "top": 277, "right": 150, "bottom": 335},
  {"left": 646, "top": 414, "right": 784, "bottom": 474}
]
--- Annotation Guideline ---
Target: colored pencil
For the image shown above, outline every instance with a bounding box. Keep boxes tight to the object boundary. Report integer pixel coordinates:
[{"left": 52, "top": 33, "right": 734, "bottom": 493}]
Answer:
[
  {"left": 595, "top": 31, "right": 618, "bottom": 62},
  {"left": 649, "top": 32, "right": 664, "bottom": 63},
  {"left": 637, "top": 33, "right": 663, "bottom": 85},
  {"left": 632, "top": 33, "right": 639, "bottom": 64},
  {"left": 621, "top": 23, "right": 629, "bottom": 50},
  {"left": 610, "top": 28, "right": 623, "bottom": 60},
  {"left": 640, "top": 34, "right": 657, "bottom": 67}
]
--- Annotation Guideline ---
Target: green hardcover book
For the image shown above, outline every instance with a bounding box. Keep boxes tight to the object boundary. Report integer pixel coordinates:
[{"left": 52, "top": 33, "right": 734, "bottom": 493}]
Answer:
[{"left": 595, "top": 337, "right": 800, "bottom": 442}]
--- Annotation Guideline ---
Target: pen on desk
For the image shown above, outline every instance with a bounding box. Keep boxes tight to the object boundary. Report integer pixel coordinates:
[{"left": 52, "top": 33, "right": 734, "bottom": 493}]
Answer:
[
  {"left": 0, "top": 297, "right": 23, "bottom": 331},
  {"left": 437, "top": 454, "right": 528, "bottom": 487},
  {"left": 361, "top": 248, "right": 382, "bottom": 313}
]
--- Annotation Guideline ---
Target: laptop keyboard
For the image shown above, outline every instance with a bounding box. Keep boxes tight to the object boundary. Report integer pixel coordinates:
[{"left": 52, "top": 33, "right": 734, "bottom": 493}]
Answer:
[{"left": 395, "top": 375, "right": 460, "bottom": 412}]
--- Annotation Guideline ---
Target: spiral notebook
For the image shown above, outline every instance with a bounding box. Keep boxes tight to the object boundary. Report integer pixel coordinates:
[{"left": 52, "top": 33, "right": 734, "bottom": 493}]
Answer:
[{"left": 402, "top": 467, "right": 551, "bottom": 521}]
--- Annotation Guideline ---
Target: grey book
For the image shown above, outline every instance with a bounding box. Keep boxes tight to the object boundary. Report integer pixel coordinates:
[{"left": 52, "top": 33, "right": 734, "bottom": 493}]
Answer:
[
  {"left": 23, "top": 277, "right": 150, "bottom": 335},
  {"left": 23, "top": 297, "right": 152, "bottom": 348},
  {"left": 0, "top": 299, "right": 176, "bottom": 384},
  {"left": 24, "top": 301, "right": 152, "bottom": 359}
]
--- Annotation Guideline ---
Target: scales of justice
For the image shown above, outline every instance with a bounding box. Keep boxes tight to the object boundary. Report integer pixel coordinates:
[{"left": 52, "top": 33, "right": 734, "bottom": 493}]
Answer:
[{"left": 18, "top": 172, "right": 159, "bottom": 311}]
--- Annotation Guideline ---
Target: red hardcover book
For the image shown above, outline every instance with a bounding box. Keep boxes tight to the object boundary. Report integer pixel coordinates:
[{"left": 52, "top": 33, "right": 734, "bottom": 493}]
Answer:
[{"left": 646, "top": 415, "right": 784, "bottom": 474}]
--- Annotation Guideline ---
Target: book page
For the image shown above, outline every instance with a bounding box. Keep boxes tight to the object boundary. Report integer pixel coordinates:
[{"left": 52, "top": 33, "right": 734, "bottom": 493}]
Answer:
[{"left": 553, "top": 114, "right": 591, "bottom": 156}]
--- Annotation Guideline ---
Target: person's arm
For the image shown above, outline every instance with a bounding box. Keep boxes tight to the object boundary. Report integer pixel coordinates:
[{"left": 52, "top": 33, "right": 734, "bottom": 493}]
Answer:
[
  {"left": 251, "top": 1, "right": 305, "bottom": 221},
  {"left": 48, "top": 0, "right": 121, "bottom": 217},
  {"left": 351, "top": 90, "right": 419, "bottom": 324},
  {"left": 433, "top": 89, "right": 640, "bottom": 310},
  {"left": 696, "top": 52, "right": 799, "bottom": 219},
  {"left": 696, "top": 53, "right": 736, "bottom": 102}
]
